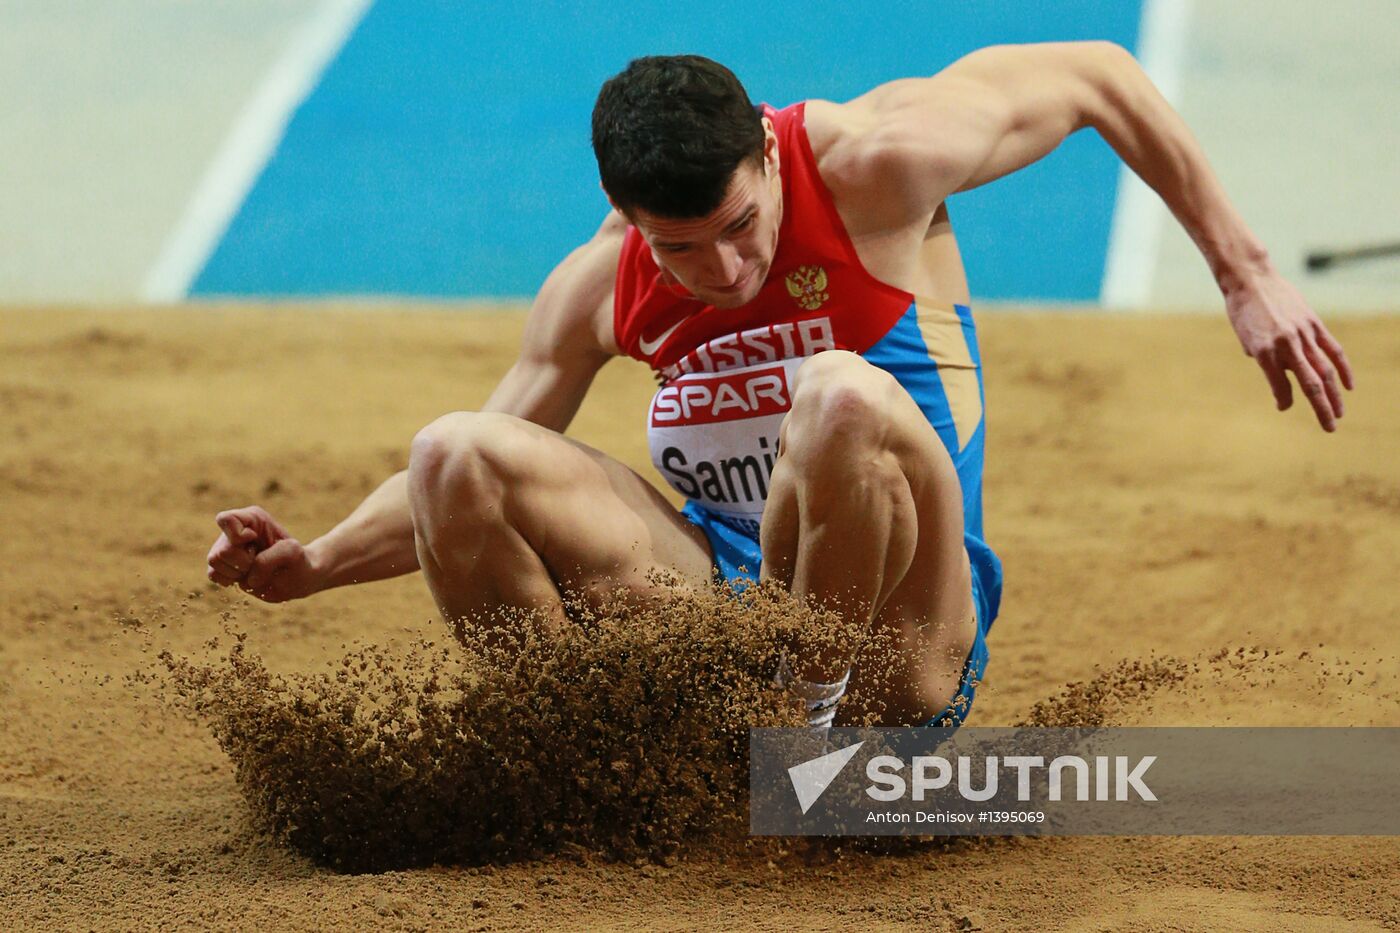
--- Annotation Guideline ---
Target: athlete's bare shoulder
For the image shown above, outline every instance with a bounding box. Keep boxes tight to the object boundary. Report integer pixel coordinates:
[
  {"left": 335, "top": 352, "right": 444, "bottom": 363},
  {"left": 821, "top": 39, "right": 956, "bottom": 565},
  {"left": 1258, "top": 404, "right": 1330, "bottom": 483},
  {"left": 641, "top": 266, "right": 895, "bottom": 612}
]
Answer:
[
  {"left": 802, "top": 96, "right": 967, "bottom": 296},
  {"left": 806, "top": 43, "right": 1132, "bottom": 227},
  {"left": 801, "top": 96, "right": 878, "bottom": 164},
  {"left": 593, "top": 207, "right": 630, "bottom": 244},
  {"left": 801, "top": 93, "right": 942, "bottom": 239},
  {"left": 525, "top": 211, "right": 628, "bottom": 361}
]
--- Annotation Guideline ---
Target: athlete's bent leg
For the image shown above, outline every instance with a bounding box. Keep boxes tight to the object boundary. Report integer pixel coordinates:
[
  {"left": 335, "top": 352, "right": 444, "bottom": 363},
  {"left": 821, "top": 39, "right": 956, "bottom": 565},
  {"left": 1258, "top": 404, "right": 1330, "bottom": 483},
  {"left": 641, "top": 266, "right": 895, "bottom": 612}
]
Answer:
[
  {"left": 760, "top": 350, "right": 976, "bottom": 725},
  {"left": 407, "top": 411, "right": 714, "bottom": 633}
]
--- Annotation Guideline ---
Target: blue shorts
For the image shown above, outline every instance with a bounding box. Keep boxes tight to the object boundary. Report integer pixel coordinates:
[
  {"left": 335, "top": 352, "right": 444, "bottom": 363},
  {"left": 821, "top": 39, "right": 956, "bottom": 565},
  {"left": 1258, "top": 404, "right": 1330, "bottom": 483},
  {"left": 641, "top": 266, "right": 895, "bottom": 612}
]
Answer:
[{"left": 682, "top": 500, "right": 999, "bottom": 728}]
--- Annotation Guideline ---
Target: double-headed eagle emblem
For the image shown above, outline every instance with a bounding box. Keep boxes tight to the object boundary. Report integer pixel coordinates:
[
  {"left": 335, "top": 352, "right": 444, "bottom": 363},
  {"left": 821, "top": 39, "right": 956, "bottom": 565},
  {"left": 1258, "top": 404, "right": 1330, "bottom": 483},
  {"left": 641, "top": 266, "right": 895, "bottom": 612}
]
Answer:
[{"left": 784, "top": 265, "right": 830, "bottom": 311}]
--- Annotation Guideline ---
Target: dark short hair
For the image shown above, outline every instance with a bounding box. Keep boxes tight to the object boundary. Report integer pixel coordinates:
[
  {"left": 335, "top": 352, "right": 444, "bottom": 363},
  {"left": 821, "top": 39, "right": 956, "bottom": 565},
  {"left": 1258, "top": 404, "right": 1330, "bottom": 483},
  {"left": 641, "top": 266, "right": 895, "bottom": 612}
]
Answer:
[{"left": 592, "top": 55, "right": 765, "bottom": 219}]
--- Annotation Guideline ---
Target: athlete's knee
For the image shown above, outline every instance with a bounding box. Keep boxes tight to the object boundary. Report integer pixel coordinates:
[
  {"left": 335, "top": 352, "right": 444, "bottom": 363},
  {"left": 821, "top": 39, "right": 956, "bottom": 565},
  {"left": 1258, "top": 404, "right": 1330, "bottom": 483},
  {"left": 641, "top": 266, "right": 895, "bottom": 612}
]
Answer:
[
  {"left": 408, "top": 411, "right": 532, "bottom": 527},
  {"left": 786, "top": 351, "right": 900, "bottom": 459}
]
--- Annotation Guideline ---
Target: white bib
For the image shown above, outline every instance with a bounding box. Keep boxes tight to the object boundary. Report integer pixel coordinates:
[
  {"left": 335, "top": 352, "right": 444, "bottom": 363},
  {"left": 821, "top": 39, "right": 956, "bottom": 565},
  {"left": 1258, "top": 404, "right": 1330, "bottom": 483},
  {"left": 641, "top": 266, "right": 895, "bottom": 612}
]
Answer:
[{"left": 647, "top": 356, "right": 808, "bottom": 535}]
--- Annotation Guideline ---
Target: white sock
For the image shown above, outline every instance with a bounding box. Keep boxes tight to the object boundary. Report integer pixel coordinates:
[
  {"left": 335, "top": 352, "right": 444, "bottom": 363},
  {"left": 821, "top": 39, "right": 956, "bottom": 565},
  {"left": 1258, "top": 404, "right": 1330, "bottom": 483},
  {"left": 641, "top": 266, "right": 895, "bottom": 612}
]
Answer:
[{"left": 776, "top": 657, "right": 850, "bottom": 731}]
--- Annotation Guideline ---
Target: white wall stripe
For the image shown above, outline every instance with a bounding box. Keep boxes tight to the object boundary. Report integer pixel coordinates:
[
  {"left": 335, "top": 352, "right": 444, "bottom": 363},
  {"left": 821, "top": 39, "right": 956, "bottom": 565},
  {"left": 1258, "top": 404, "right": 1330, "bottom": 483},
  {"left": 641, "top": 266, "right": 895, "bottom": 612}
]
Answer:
[
  {"left": 1100, "top": 0, "right": 1193, "bottom": 309},
  {"left": 141, "top": 0, "right": 373, "bottom": 303}
]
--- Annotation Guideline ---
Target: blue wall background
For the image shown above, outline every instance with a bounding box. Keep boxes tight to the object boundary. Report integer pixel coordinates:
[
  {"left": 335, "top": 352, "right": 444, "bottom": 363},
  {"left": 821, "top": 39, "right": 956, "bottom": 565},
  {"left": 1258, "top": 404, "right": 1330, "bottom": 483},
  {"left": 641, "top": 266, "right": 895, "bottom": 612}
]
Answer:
[{"left": 194, "top": 1, "right": 1142, "bottom": 302}]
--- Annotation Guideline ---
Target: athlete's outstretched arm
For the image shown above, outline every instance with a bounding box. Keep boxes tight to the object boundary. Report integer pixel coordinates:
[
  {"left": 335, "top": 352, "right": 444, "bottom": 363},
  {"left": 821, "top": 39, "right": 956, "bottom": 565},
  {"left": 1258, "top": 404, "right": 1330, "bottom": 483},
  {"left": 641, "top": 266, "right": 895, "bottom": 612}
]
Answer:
[
  {"left": 843, "top": 41, "right": 1352, "bottom": 431},
  {"left": 207, "top": 217, "right": 624, "bottom": 602}
]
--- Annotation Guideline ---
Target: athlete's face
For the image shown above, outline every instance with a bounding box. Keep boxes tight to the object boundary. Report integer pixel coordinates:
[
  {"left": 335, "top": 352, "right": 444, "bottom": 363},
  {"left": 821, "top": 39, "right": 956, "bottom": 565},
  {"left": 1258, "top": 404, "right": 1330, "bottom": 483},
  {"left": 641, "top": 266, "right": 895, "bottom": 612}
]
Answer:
[{"left": 627, "top": 121, "right": 782, "bottom": 309}]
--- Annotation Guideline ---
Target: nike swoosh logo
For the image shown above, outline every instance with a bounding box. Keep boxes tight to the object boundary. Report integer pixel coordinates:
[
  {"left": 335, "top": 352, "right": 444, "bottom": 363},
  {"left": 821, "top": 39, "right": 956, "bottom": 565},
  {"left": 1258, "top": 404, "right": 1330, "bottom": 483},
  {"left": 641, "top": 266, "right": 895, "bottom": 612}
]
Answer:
[{"left": 637, "top": 317, "right": 688, "bottom": 356}]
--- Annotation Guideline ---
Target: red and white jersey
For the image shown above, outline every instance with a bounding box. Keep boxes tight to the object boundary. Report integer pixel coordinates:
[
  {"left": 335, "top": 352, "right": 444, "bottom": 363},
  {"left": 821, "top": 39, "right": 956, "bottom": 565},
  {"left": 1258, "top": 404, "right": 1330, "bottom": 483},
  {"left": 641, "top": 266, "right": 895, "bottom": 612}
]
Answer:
[{"left": 614, "top": 102, "right": 989, "bottom": 541}]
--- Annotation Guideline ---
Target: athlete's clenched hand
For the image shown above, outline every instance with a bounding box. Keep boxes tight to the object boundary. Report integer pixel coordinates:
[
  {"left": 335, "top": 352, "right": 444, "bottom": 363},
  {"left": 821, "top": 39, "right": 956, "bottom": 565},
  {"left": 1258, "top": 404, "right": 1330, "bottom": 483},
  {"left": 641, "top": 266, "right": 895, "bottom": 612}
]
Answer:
[
  {"left": 206, "top": 506, "right": 320, "bottom": 603},
  {"left": 1225, "top": 271, "right": 1353, "bottom": 432}
]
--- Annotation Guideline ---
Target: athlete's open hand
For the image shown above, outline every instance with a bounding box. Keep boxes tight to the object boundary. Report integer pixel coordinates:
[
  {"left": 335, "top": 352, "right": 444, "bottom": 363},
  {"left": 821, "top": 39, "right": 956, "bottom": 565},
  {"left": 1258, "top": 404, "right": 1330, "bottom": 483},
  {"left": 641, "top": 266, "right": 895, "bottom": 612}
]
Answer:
[
  {"left": 1225, "top": 271, "right": 1353, "bottom": 432},
  {"left": 206, "top": 506, "right": 320, "bottom": 603}
]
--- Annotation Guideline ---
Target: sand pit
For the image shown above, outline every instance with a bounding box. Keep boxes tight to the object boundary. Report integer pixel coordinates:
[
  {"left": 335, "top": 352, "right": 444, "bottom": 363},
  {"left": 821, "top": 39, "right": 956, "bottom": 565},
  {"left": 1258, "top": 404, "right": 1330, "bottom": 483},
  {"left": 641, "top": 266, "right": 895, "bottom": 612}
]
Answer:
[{"left": 2, "top": 305, "right": 1398, "bottom": 930}]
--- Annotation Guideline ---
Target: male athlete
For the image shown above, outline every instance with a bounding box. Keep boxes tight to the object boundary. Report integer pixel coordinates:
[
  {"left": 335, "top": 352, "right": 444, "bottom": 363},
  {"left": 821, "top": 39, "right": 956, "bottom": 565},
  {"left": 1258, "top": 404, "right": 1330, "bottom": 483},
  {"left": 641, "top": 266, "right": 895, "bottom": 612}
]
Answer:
[{"left": 206, "top": 45, "right": 1353, "bottom": 728}]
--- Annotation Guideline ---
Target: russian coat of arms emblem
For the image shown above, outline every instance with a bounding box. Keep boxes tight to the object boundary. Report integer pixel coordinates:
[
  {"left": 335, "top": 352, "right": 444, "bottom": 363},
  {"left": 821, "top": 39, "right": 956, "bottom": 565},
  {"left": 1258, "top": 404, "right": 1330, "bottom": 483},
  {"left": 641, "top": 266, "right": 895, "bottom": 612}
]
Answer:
[{"left": 784, "top": 265, "right": 830, "bottom": 311}]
